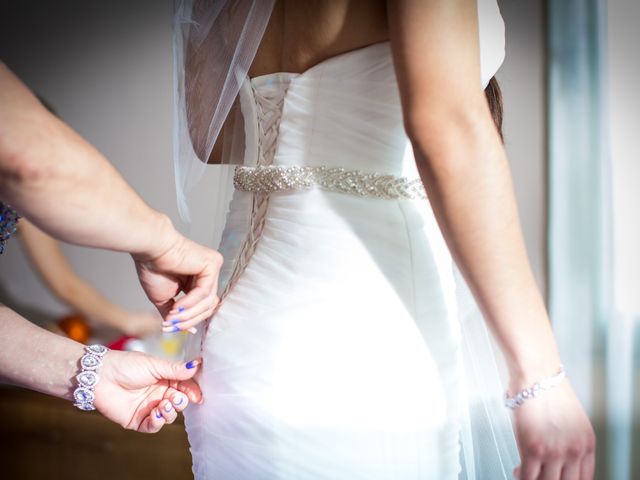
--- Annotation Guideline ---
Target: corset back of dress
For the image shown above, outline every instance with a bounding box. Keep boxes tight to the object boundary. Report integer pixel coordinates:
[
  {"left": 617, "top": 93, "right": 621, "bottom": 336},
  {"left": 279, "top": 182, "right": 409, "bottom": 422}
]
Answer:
[
  {"left": 211, "top": 41, "right": 422, "bottom": 310},
  {"left": 248, "top": 42, "right": 414, "bottom": 177}
]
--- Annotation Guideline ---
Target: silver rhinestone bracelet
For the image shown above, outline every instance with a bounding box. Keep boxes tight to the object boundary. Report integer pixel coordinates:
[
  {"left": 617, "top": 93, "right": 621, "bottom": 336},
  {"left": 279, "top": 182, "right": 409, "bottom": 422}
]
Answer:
[
  {"left": 73, "top": 344, "right": 109, "bottom": 411},
  {"left": 504, "top": 365, "right": 567, "bottom": 410}
]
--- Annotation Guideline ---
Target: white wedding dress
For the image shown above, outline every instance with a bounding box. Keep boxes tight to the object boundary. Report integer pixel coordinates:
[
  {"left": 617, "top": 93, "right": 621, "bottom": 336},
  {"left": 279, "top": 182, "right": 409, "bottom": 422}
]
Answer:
[{"left": 184, "top": 4, "right": 512, "bottom": 479}]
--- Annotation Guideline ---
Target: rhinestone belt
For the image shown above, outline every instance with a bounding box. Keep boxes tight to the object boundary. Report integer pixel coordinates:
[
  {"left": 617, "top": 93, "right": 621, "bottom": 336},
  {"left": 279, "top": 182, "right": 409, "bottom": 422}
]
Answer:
[{"left": 233, "top": 165, "right": 427, "bottom": 200}]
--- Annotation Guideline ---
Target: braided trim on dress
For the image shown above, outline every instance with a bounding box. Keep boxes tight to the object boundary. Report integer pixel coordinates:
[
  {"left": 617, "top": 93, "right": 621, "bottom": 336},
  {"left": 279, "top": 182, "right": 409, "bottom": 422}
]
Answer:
[{"left": 200, "top": 82, "right": 288, "bottom": 345}]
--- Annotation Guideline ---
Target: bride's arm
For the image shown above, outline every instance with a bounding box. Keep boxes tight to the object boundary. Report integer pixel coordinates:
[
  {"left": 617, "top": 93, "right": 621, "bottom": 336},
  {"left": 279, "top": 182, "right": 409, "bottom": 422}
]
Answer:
[
  {"left": 387, "top": 1, "right": 594, "bottom": 478},
  {"left": 388, "top": 0, "right": 554, "bottom": 399}
]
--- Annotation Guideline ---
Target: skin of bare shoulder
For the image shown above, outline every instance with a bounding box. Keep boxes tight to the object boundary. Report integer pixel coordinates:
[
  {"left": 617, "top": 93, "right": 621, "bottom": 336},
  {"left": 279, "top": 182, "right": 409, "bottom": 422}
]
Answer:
[{"left": 249, "top": 0, "right": 388, "bottom": 78}]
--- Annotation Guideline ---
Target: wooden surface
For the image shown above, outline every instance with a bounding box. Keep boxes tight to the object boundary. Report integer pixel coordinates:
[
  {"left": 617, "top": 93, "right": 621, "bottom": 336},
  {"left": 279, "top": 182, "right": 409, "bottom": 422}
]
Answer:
[{"left": 0, "top": 386, "right": 193, "bottom": 480}]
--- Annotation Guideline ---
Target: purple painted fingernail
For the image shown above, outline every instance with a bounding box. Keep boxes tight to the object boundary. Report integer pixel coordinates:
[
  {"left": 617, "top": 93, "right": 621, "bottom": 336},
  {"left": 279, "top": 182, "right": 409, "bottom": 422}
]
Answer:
[
  {"left": 155, "top": 410, "right": 163, "bottom": 419},
  {"left": 164, "top": 403, "right": 173, "bottom": 412},
  {"left": 171, "top": 319, "right": 181, "bottom": 325},
  {"left": 178, "top": 306, "right": 185, "bottom": 313},
  {"left": 171, "top": 325, "right": 180, "bottom": 333},
  {"left": 185, "top": 359, "right": 201, "bottom": 369},
  {"left": 174, "top": 396, "right": 184, "bottom": 406}
]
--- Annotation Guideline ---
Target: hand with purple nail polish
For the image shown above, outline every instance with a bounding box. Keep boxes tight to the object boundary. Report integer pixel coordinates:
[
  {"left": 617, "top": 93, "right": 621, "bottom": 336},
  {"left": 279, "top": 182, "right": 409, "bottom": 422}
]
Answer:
[
  {"left": 133, "top": 233, "right": 223, "bottom": 335},
  {"left": 93, "top": 350, "right": 203, "bottom": 434}
]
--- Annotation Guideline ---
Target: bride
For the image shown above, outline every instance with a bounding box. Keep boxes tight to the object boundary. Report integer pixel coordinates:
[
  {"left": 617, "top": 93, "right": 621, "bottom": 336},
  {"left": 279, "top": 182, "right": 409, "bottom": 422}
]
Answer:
[{"left": 170, "top": 0, "right": 596, "bottom": 478}]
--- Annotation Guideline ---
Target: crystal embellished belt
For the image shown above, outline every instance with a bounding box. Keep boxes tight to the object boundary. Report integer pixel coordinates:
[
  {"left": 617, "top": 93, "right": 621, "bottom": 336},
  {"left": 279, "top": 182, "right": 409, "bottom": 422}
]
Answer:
[{"left": 233, "top": 165, "right": 427, "bottom": 200}]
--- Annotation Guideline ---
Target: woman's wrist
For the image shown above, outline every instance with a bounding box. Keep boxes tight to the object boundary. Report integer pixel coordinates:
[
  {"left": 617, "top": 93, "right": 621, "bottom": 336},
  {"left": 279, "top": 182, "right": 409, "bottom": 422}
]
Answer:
[
  {"left": 130, "top": 212, "right": 181, "bottom": 263},
  {"left": 502, "top": 317, "right": 563, "bottom": 389},
  {"left": 55, "top": 341, "right": 88, "bottom": 402},
  {"left": 505, "top": 364, "right": 567, "bottom": 409},
  {"left": 30, "top": 336, "right": 86, "bottom": 402},
  {"left": 507, "top": 348, "right": 563, "bottom": 392},
  {"left": 490, "top": 304, "right": 564, "bottom": 390}
]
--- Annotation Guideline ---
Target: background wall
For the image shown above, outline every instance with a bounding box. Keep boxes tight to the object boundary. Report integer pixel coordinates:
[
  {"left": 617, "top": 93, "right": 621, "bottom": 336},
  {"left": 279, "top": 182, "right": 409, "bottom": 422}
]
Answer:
[
  {"left": 605, "top": 1, "right": 640, "bottom": 478},
  {"left": 0, "top": 1, "right": 548, "bottom": 324},
  {"left": 607, "top": 0, "right": 640, "bottom": 315}
]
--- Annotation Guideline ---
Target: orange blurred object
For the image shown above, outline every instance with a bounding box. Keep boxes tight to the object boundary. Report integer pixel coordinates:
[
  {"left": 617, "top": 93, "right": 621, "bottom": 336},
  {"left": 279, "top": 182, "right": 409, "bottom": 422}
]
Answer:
[{"left": 57, "top": 314, "right": 91, "bottom": 343}]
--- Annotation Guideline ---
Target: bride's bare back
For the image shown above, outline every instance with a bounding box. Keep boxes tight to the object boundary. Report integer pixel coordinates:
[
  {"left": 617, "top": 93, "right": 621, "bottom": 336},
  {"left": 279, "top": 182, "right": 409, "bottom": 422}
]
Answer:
[
  {"left": 209, "top": 0, "right": 387, "bottom": 164},
  {"left": 249, "top": 0, "right": 387, "bottom": 78}
]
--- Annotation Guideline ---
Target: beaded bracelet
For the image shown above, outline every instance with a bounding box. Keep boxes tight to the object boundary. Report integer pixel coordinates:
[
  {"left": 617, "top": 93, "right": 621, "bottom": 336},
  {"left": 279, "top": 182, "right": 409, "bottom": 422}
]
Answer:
[
  {"left": 73, "top": 344, "right": 109, "bottom": 411},
  {"left": 0, "top": 202, "right": 20, "bottom": 254},
  {"left": 504, "top": 365, "right": 567, "bottom": 410}
]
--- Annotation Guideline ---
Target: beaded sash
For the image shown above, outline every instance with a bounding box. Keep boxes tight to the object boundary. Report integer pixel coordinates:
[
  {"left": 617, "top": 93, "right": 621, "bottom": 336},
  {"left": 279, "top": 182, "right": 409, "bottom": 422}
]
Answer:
[{"left": 234, "top": 164, "right": 427, "bottom": 200}]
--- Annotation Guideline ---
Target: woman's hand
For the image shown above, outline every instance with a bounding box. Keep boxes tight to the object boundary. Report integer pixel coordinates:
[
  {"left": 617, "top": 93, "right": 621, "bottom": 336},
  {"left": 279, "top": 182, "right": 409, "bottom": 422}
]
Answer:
[
  {"left": 133, "top": 234, "right": 223, "bottom": 334},
  {"left": 93, "top": 350, "right": 203, "bottom": 433},
  {"left": 511, "top": 381, "right": 596, "bottom": 480}
]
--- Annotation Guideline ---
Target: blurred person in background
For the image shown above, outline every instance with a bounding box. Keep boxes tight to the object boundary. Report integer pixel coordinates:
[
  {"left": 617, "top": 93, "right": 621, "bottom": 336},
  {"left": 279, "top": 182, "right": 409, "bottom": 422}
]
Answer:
[{"left": 19, "top": 218, "right": 159, "bottom": 338}]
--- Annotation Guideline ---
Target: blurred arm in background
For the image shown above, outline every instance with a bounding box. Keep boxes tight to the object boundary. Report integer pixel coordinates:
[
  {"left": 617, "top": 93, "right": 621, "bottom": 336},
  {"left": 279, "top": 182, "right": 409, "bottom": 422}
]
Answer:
[{"left": 19, "top": 218, "right": 158, "bottom": 337}]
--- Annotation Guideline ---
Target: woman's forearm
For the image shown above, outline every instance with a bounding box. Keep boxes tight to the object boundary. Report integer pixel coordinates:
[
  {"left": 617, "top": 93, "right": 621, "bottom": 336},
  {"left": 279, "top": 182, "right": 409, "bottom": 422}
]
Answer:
[
  {"left": 0, "top": 63, "right": 177, "bottom": 260},
  {"left": 0, "top": 305, "right": 85, "bottom": 400},
  {"left": 411, "top": 110, "right": 561, "bottom": 386}
]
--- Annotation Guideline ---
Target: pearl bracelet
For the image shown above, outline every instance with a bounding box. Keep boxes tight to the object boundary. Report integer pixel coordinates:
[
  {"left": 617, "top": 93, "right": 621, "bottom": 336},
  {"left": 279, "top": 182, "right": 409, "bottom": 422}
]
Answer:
[
  {"left": 73, "top": 344, "right": 109, "bottom": 411},
  {"left": 504, "top": 365, "right": 567, "bottom": 410}
]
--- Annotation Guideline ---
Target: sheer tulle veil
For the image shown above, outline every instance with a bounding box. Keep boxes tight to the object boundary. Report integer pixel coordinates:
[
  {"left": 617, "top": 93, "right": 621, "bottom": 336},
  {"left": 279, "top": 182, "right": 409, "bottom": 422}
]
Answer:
[{"left": 173, "top": 0, "right": 520, "bottom": 477}]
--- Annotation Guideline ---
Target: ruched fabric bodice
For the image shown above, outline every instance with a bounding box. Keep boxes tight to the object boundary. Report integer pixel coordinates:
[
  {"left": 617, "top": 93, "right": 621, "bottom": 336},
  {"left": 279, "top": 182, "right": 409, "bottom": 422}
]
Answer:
[{"left": 249, "top": 42, "right": 412, "bottom": 177}]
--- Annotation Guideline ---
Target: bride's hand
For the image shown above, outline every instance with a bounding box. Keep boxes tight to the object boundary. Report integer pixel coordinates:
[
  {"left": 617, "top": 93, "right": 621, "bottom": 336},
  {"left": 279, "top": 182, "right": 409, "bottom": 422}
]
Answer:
[
  {"left": 133, "top": 233, "right": 223, "bottom": 333},
  {"left": 511, "top": 380, "right": 596, "bottom": 480},
  {"left": 93, "top": 350, "right": 203, "bottom": 433}
]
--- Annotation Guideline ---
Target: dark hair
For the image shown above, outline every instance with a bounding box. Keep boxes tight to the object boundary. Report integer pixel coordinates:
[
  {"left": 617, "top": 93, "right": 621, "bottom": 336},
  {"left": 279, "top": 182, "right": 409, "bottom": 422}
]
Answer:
[{"left": 484, "top": 76, "right": 503, "bottom": 141}]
